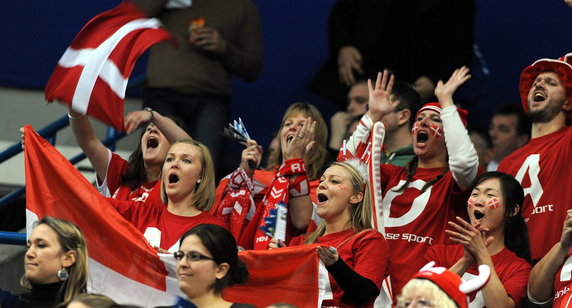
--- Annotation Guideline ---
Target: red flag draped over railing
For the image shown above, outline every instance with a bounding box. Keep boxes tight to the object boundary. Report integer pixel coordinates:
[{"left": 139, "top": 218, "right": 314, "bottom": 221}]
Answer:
[{"left": 44, "top": 2, "right": 172, "bottom": 130}]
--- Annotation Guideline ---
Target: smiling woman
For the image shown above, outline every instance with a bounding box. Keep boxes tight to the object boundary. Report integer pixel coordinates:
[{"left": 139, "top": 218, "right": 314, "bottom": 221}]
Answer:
[
  {"left": 425, "top": 172, "right": 532, "bottom": 308},
  {"left": 174, "top": 224, "right": 255, "bottom": 308},
  {"left": 107, "top": 140, "right": 226, "bottom": 252}
]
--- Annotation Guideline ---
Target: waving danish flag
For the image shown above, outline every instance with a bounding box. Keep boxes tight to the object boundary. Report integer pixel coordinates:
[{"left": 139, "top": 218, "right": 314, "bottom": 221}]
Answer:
[{"left": 45, "top": 2, "right": 172, "bottom": 130}]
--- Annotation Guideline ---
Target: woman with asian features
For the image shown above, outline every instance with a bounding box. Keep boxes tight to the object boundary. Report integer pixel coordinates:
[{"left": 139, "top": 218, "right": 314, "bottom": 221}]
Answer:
[
  {"left": 425, "top": 172, "right": 531, "bottom": 307},
  {"left": 269, "top": 160, "right": 390, "bottom": 307},
  {"left": 19, "top": 217, "right": 88, "bottom": 308},
  {"left": 343, "top": 67, "right": 479, "bottom": 297},
  {"left": 212, "top": 102, "right": 328, "bottom": 249}
]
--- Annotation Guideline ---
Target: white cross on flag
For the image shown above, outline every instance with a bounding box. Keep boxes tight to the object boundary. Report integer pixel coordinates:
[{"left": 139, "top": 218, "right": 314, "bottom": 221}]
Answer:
[{"left": 45, "top": 2, "right": 172, "bottom": 130}]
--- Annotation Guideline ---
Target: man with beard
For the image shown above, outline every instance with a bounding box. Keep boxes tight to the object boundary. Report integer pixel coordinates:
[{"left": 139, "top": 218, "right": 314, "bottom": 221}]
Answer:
[{"left": 497, "top": 53, "right": 572, "bottom": 263}]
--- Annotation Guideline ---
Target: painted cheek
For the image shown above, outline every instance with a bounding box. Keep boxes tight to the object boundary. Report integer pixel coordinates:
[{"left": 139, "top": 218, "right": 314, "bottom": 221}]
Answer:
[
  {"left": 488, "top": 198, "right": 500, "bottom": 210},
  {"left": 467, "top": 198, "right": 475, "bottom": 208},
  {"left": 411, "top": 122, "right": 421, "bottom": 135},
  {"left": 428, "top": 123, "right": 443, "bottom": 138}
]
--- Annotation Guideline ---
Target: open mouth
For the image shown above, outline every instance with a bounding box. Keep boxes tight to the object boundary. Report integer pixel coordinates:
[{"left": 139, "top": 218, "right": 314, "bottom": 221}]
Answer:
[
  {"left": 317, "top": 193, "right": 328, "bottom": 203},
  {"left": 168, "top": 174, "right": 179, "bottom": 184},
  {"left": 286, "top": 135, "right": 294, "bottom": 143},
  {"left": 417, "top": 131, "right": 429, "bottom": 143},
  {"left": 533, "top": 91, "right": 546, "bottom": 102},
  {"left": 474, "top": 210, "right": 485, "bottom": 220},
  {"left": 147, "top": 137, "right": 159, "bottom": 149}
]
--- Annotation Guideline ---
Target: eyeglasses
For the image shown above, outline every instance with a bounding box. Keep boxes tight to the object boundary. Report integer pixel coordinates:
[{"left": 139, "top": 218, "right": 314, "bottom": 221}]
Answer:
[
  {"left": 396, "top": 299, "right": 435, "bottom": 308},
  {"left": 173, "top": 251, "right": 215, "bottom": 262}
]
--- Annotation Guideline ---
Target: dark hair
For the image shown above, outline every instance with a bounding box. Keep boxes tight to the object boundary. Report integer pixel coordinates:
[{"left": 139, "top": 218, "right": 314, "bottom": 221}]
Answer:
[
  {"left": 471, "top": 171, "right": 531, "bottom": 263},
  {"left": 179, "top": 224, "right": 249, "bottom": 293},
  {"left": 396, "top": 157, "right": 448, "bottom": 193},
  {"left": 392, "top": 82, "right": 421, "bottom": 128},
  {"left": 468, "top": 126, "right": 492, "bottom": 149},
  {"left": 493, "top": 103, "right": 531, "bottom": 138},
  {"left": 121, "top": 113, "right": 188, "bottom": 190}
]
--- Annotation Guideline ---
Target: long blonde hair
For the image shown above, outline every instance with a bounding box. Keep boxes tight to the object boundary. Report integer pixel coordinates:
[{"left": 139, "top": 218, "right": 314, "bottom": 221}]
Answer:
[
  {"left": 22, "top": 217, "right": 88, "bottom": 307},
  {"left": 266, "top": 102, "right": 328, "bottom": 180},
  {"left": 305, "top": 161, "right": 372, "bottom": 244},
  {"left": 160, "top": 139, "right": 216, "bottom": 211}
]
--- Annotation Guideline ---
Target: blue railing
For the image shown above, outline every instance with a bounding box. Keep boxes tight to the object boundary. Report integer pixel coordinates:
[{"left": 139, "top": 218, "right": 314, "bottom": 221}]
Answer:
[{"left": 0, "top": 75, "right": 146, "bottom": 245}]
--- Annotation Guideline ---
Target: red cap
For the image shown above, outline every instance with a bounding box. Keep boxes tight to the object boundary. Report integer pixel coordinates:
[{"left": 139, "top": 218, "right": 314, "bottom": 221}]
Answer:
[
  {"left": 519, "top": 54, "right": 572, "bottom": 123},
  {"left": 411, "top": 262, "right": 490, "bottom": 308},
  {"left": 416, "top": 102, "right": 469, "bottom": 127}
]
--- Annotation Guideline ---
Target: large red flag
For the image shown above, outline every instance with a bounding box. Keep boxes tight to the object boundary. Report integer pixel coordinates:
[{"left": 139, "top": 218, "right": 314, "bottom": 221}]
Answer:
[
  {"left": 44, "top": 2, "right": 172, "bottom": 130},
  {"left": 23, "top": 125, "right": 327, "bottom": 307}
]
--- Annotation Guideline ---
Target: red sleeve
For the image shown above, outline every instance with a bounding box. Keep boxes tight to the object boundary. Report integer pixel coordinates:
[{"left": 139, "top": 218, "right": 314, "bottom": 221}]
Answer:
[
  {"left": 102, "top": 152, "right": 129, "bottom": 194},
  {"left": 502, "top": 259, "right": 532, "bottom": 306},
  {"left": 106, "top": 197, "right": 142, "bottom": 222},
  {"left": 352, "top": 231, "right": 390, "bottom": 289}
]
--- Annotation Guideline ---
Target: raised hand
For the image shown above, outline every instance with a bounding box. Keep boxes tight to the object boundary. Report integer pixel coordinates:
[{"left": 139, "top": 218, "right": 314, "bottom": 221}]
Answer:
[
  {"left": 446, "top": 216, "right": 493, "bottom": 262},
  {"left": 367, "top": 70, "right": 396, "bottom": 122},
  {"left": 240, "top": 139, "right": 263, "bottom": 176},
  {"left": 124, "top": 109, "right": 153, "bottom": 134},
  {"left": 283, "top": 117, "right": 316, "bottom": 163},
  {"left": 435, "top": 66, "right": 471, "bottom": 108}
]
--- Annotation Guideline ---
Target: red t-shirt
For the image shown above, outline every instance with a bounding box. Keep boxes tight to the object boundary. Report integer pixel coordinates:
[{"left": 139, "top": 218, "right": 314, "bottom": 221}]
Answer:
[
  {"left": 109, "top": 198, "right": 225, "bottom": 251},
  {"left": 498, "top": 126, "right": 572, "bottom": 262},
  {"left": 379, "top": 164, "right": 470, "bottom": 297},
  {"left": 290, "top": 229, "right": 390, "bottom": 308},
  {"left": 99, "top": 152, "right": 161, "bottom": 203},
  {"left": 551, "top": 250, "right": 572, "bottom": 307},
  {"left": 426, "top": 244, "right": 531, "bottom": 307}
]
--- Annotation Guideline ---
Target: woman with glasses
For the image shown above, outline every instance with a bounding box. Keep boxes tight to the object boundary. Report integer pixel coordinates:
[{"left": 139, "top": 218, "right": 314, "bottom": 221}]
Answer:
[{"left": 174, "top": 224, "right": 254, "bottom": 308}]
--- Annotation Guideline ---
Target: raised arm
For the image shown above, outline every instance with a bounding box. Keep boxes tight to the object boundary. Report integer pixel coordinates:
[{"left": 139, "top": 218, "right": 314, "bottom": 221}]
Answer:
[
  {"left": 68, "top": 108, "right": 111, "bottom": 182},
  {"left": 528, "top": 210, "right": 572, "bottom": 304},
  {"left": 436, "top": 67, "right": 478, "bottom": 190},
  {"left": 124, "top": 108, "right": 191, "bottom": 143}
]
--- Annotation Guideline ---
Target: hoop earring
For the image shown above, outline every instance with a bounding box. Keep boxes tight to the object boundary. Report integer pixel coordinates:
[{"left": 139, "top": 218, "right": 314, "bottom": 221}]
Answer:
[{"left": 57, "top": 268, "right": 69, "bottom": 281}]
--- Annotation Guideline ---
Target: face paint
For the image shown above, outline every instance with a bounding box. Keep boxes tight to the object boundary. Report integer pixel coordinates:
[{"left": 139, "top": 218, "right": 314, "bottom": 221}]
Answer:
[
  {"left": 429, "top": 123, "right": 443, "bottom": 138},
  {"left": 411, "top": 122, "right": 421, "bottom": 135},
  {"left": 488, "top": 198, "right": 500, "bottom": 210},
  {"left": 467, "top": 198, "right": 475, "bottom": 208}
]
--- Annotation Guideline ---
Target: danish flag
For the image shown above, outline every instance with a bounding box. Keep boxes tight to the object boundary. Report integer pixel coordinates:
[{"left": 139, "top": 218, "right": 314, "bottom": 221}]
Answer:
[{"left": 45, "top": 2, "right": 172, "bottom": 130}]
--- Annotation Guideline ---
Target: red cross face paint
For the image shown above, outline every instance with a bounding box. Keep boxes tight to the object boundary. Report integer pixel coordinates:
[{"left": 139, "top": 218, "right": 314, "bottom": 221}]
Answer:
[
  {"left": 488, "top": 198, "right": 500, "bottom": 210},
  {"left": 467, "top": 198, "right": 475, "bottom": 208},
  {"left": 429, "top": 123, "right": 443, "bottom": 138},
  {"left": 411, "top": 122, "right": 421, "bottom": 135}
]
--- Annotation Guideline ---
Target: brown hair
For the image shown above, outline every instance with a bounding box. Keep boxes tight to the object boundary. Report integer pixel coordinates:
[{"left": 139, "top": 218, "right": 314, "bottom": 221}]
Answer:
[{"left": 266, "top": 102, "right": 328, "bottom": 180}]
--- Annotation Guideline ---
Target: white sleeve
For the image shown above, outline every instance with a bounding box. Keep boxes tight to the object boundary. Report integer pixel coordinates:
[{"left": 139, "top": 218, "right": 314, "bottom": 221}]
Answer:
[
  {"left": 96, "top": 148, "right": 113, "bottom": 197},
  {"left": 441, "top": 106, "right": 479, "bottom": 191},
  {"left": 344, "top": 113, "right": 375, "bottom": 156}
]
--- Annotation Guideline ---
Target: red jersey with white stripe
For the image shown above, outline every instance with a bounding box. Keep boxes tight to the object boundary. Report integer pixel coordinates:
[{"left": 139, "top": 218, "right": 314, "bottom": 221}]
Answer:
[
  {"left": 98, "top": 152, "right": 161, "bottom": 203},
  {"left": 380, "top": 164, "right": 469, "bottom": 297},
  {"left": 550, "top": 250, "right": 572, "bottom": 307},
  {"left": 426, "top": 244, "right": 531, "bottom": 307},
  {"left": 290, "top": 229, "right": 390, "bottom": 308},
  {"left": 109, "top": 198, "right": 225, "bottom": 251},
  {"left": 498, "top": 126, "right": 572, "bottom": 262}
]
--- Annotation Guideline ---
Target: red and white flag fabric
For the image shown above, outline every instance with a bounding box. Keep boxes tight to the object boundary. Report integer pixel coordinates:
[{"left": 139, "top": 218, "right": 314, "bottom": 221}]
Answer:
[
  {"left": 23, "top": 125, "right": 327, "bottom": 307},
  {"left": 44, "top": 2, "right": 172, "bottom": 130}
]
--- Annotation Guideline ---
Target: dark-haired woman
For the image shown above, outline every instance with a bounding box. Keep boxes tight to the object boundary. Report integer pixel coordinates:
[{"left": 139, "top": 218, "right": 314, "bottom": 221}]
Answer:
[
  {"left": 425, "top": 172, "right": 532, "bottom": 307},
  {"left": 69, "top": 107, "right": 190, "bottom": 203},
  {"left": 344, "top": 67, "right": 479, "bottom": 296},
  {"left": 174, "top": 224, "right": 255, "bottom": 308}
]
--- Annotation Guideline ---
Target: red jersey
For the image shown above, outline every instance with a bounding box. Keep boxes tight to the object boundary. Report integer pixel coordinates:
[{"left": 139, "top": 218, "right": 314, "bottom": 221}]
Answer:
[
  {"left": 426, "top": 244, "right": 531, "bottom": 307},
  {"left": 498, "top": 126, "right": 572, "bottom": 262},
  {"left": 290, "top": 229, "right": 390, "bottom": 308},
  {"left": 98, "top": 152, "right": 162, "bottom": 203},
  {"left": 380, "top": 164, "right": 470, "bottom": 297},
  {"left": 551, "top": 250, "right": 572, "bottom": 307},
  {"left": 109, "top": 198, "right": 225, "bottom": 251}
]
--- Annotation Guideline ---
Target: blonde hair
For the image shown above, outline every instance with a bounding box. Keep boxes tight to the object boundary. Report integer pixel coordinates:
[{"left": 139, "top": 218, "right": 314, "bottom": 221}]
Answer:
[
  {"left": 305, "top": 161, "right": 372, "bottom": 244},
  {"left": 161, "top": 139, "right": 216, "bottom": 211},
  {"left": 397, "top": 279, "right": 458, "bottom": 308},
  {"left": 266, "top": 102, "right": 328, "bottom": 180},
  {"left": 22, "top": 217, "right": 88, "bottom": 307},
  {"left": 71, "top": 293, "right": 116, "bottom": 308}
]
